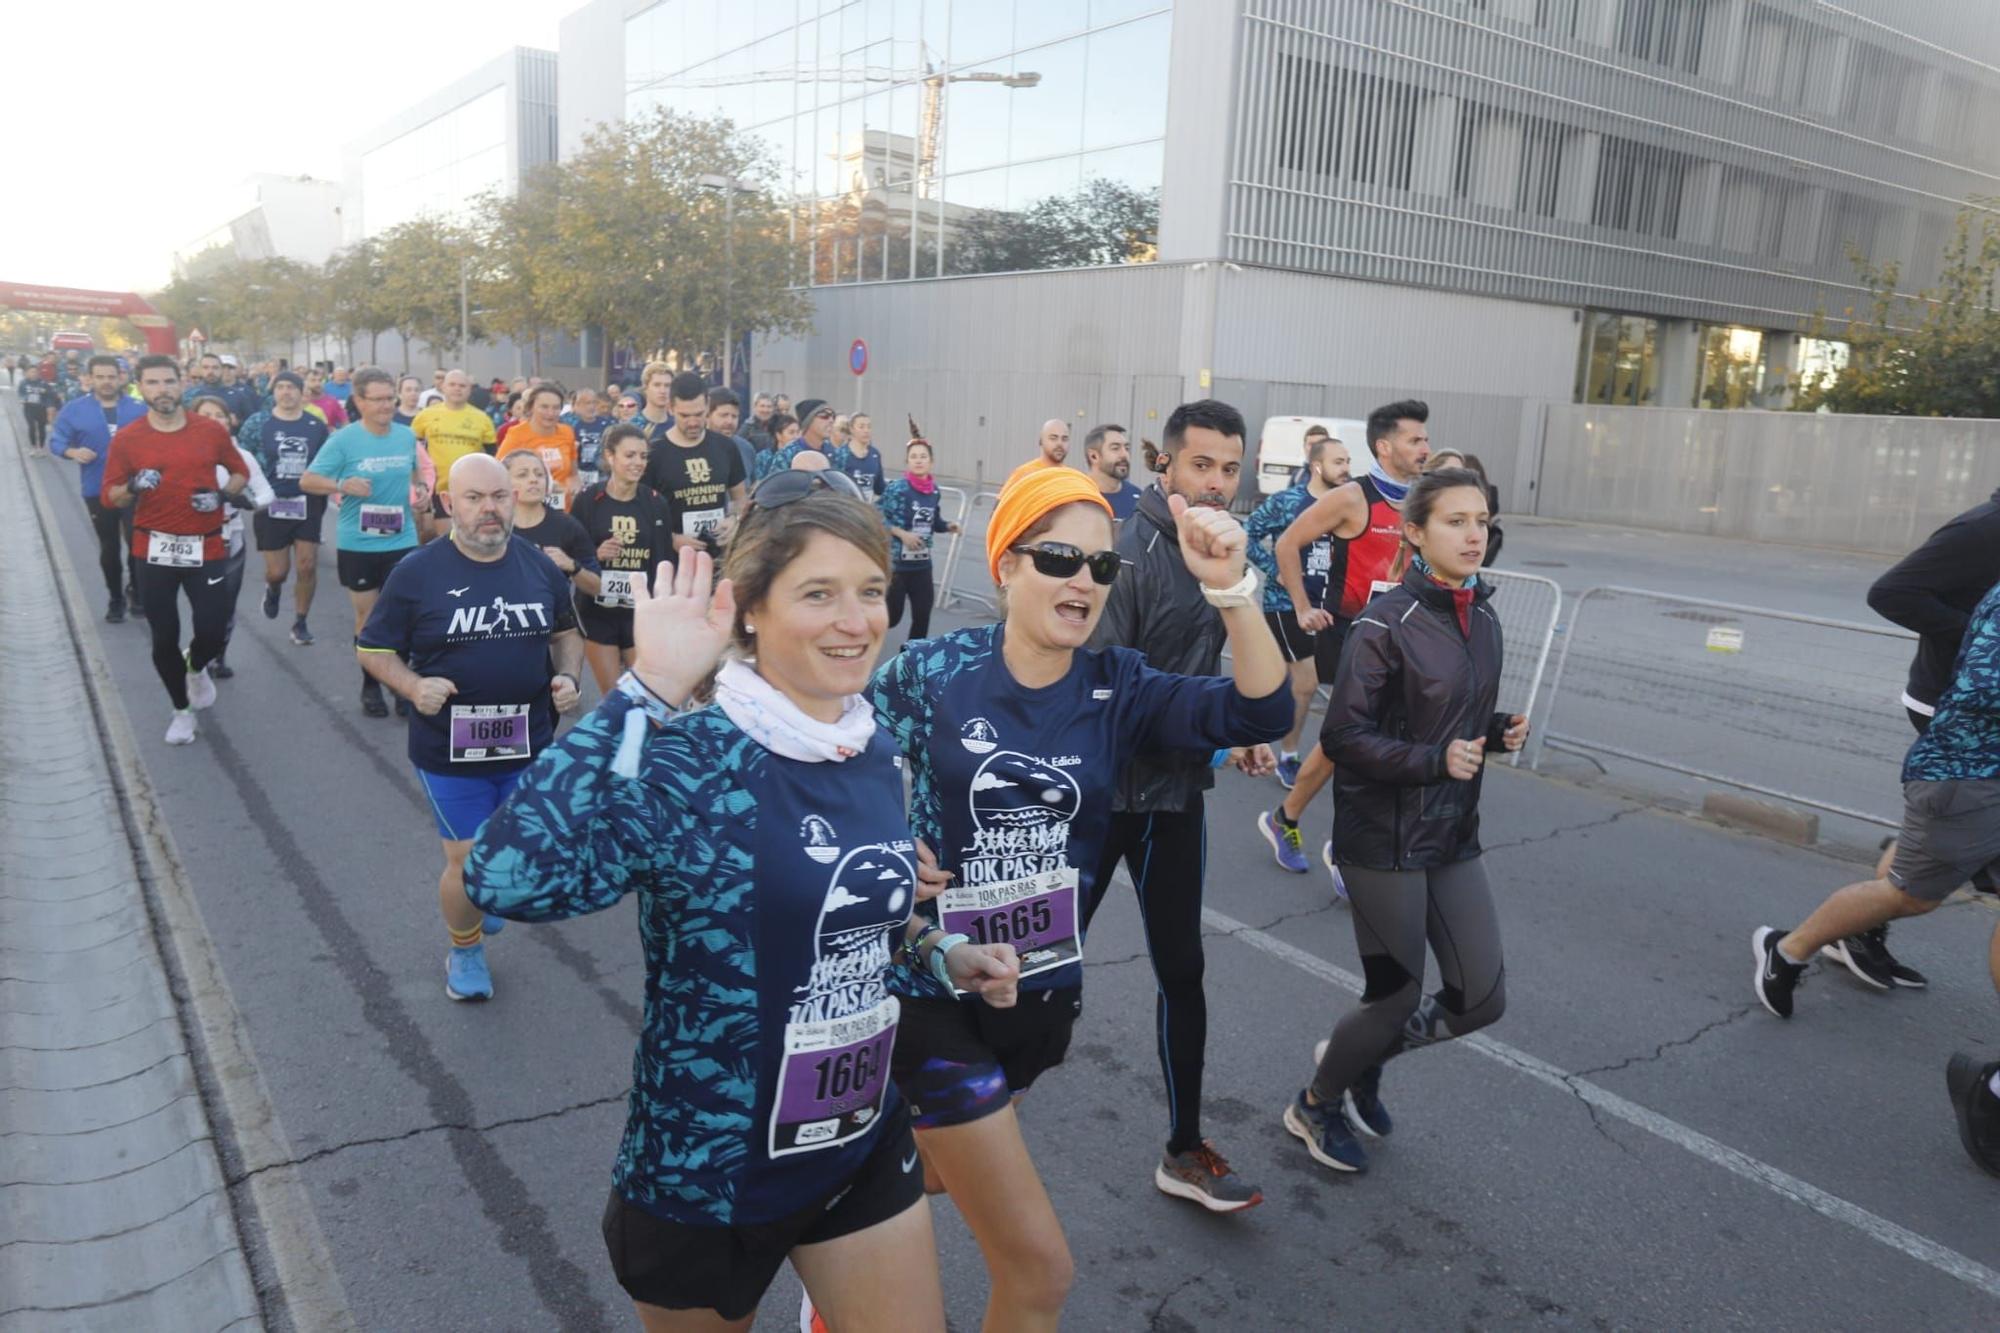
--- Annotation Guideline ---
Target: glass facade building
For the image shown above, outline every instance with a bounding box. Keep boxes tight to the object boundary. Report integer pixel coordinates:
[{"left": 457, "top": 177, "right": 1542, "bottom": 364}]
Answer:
[{"left": 359, "top": 88, "right": 511, "bottom": 237}]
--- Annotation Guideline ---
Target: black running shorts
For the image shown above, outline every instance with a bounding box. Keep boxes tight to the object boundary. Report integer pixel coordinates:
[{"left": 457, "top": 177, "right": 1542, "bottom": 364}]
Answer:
[
  {"left": 891, "top": 987, "right": 1081, "bottom": 1130},
  {"left": 335, "top": 546, "right": 411, "bottom": 592},
  {"left": 575, "top": 600, "right": 636, "bottom": 650},
  {"left": 253, "top": 496, "right": 328, "bottom": 550}
]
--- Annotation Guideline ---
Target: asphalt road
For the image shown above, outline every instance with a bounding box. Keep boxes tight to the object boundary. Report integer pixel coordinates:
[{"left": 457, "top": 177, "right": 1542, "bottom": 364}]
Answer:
[{"left": 19, "top": 416, "right": 2000, "bottom": 1331}]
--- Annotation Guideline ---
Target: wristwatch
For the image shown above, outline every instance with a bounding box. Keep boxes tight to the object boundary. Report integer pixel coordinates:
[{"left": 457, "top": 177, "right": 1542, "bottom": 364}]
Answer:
[{"left": 1199, "top": 568, "right": 1259, "bottom": 609}]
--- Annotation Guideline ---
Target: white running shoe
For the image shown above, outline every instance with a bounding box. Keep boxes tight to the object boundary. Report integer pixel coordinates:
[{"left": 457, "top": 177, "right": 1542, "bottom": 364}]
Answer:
[
  {"left": 165, "top": 710, "right": 198, "bottom": 745},
  {"left": 186, "top": 663, "right": 218, "bottom": 711}
]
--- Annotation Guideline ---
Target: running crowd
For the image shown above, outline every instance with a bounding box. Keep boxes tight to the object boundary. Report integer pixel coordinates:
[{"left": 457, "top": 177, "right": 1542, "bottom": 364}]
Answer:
[{"left": 13, "top": 348, "right": 1998, "bottom": 1329}]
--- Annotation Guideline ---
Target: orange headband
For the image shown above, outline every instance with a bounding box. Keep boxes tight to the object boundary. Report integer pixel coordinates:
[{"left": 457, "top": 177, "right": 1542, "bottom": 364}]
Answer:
[{"left": 986, "top": 466, "right": 1116, "bottom": 582}]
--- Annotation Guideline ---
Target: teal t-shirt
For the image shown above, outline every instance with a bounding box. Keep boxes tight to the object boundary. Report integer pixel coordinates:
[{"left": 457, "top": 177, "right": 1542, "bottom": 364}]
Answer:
[{"left": 308, "top": 422, "right": 420, "bottom": 552}]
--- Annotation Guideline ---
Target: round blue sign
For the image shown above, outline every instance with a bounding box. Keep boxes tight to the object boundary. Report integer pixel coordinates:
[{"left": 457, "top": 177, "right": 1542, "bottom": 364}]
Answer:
[{"left": 849, "top": 339, "right": 868, "bottom": 376}]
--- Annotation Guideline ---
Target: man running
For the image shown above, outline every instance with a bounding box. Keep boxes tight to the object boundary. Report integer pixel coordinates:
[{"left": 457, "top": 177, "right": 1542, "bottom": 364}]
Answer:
[
  {"left": 1087, "top": 397, "right": 1278, "bottom": 1212},
  {"left": 1256, "top": 401, "right": 1431, "bottom": 886},
  {"left": 18, "top": 364, "right": 59, "bottom": 450},
  {"left": 412, "top": 369, "right": 498, "bottom": 540},
  {"left": 743, "top": 391, "right": 776, "bottom": 452},
  {"left": 217, "top": 355, "right": 260, "bottom": 425},
  {"left": 300, "top": 367, "right": 424, "bottom": 717},
  {"left": 762, "top": 398, "right": 834, "bottom": 479},
  {"left": 301, "top": 366, "right": 349, "bottom": 428},
  {"left": 629, "top": 360, "right": 677, "bottom": 447},
  {"left": 1083, "top": 422, "right": 1142, "bottom": 522},
  {"left": 836, "top": 410, "right": 885, "bottom": 500},
  {"left": 50, "top": 354, "right": 147, "bottom": 621},
  {"left": 1247, "top": 425, "right": 1352, "bottom": 799},
  {"left": 358, "top": 452, "right": 584, "bottom": 1001},
  {"left": 564, "top": 385, "right": 617, "bottom": 490},
  {"left": 704, "top": 386, "right": 756, "bottom": 486},
  {"left": 99, "top": 356, "right": 251, "bottom": 744},
  {"left": 241, "top": 371, "right": 333, "bottom": 645},
  {"left": 1006, "top": 418, "right": 1071, "bottom": 488},
  {"left": 640, "top": 371, "right": 747, "bottom": 556}
]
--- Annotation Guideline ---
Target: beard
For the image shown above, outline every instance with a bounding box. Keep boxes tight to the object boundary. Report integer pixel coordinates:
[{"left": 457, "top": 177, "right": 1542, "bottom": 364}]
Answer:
[{"left": 1107, "top": 458, "right": 1131, "bottom": 481}]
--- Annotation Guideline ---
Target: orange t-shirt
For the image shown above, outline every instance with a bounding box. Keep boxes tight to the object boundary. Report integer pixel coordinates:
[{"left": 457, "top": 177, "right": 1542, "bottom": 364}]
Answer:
[
  {"left": 1005, "top": 457, "right": 1057, "bottom": 490},
  {"left": 497, "top": 424, "right": 579, "bottom": 507}
]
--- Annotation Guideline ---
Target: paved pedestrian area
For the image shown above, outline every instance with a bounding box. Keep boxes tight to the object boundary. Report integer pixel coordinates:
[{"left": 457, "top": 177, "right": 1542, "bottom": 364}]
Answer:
[{"left": 0, "top": 425, "right": 259, "bottom": 1331}]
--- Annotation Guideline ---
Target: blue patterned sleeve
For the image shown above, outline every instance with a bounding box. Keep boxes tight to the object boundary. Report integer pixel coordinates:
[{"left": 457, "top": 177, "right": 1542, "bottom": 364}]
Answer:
[
  {"left": 1244, "top": 490, "right": 1290, "bottom": 582},
  {"left": 878, "top": 480, "right": 909, "bottom": 531},
  {"left": 465, "top": 688, "right": 693, "bottom": 921},
  {"left": 238, "top": 411, "right": 269, "bottom": 465},
  {"left": 867, "top": 648, "right": 940, "bottom": 845}
]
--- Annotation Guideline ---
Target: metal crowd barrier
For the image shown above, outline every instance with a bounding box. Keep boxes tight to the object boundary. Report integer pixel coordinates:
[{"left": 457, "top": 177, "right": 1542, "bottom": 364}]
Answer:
[
  {"left": 936, "top": 487, "right": 997, "bottom": 615},
  {"left": 1477, "top": 568, "right": 1564, "bottom": 767},
  {"left": 1528, "top": 585, "right": 1916, "bottom": 828}
]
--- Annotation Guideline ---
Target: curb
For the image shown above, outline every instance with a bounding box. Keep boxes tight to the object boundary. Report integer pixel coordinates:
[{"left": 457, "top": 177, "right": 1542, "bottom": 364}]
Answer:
[{"left": 18, "top": 418, "right": 356, "bottom": 1331}]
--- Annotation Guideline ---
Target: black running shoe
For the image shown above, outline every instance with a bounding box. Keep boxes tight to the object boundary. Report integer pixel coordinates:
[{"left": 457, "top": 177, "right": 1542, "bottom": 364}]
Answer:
[
  {"left": 1819, "top": 933, "right": 1893, "bottom": 991},
  {"left": 1752, "top": 926, "right": 1806, "bottom": 1019},
  {"left": 1859, "top": 924, "right": 1926, "bottom": 988},
  {"left": 105, "top": 599, "right": 125, "bottom": 624},
  {"left": 290, "top": 618, "right": 314, "bottom": 646},
  {"left": 262, "top": 583, "right": 282, "bottom": 619},
  {"left": 1945, "top": 1052, "right": 2000, "bottom": 1178},
  {"left": 1344, "top": 1063, "right": 1394, "bottom": 1138},
  {"left": 210, "top": 654, "right": 235, "bottom": 681},
  {"left": 361, "top": 681, "right": 389, "bottom": 718}
]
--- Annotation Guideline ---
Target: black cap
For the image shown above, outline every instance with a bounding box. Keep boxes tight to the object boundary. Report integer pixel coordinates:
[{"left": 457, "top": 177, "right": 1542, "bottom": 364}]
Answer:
[
  {"left": 273, "top": 371, "right": 304, "bottom": 389},
  {"left": 796, "top": 398, "right": 832, "bottom": 424}
]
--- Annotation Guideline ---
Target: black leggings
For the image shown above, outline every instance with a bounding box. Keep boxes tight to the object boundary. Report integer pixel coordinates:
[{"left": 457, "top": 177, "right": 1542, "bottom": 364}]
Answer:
[
  {"left": 888, "top": 565, "right": 935, "bottom": 639},
  {"left": 24, "top": 410, "right": 49, "bottom": 450},
  {"left": 1310, "top": 857, "right": 1506, "bottom": 1103},
  {"left": 83, "top": 497, "right": 135, "bottom": 601},
  {"left": 1087, "top": 796, "right": 1210, "bottom": 1157},
  {"left": 136, "top": 559, "right": 232, "bottom": 709},
  {"left": 219, "top": 544, "right": 247, "bottom": 651}
]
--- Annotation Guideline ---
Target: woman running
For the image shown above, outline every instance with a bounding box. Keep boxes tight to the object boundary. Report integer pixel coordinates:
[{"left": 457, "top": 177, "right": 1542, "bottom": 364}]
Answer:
[
  {"left": 876, "top": 436, "right": 957, "bottom": 643},
  {"left": 497, "top": 384, "right": 582, "bottom": 509},
  {"left": 465, "top": 476, "right": 1020, "bottom": 1330},
  {"left": 570, "top": 425, "right": 673, "bottom": 693},
  {"left": 869, "top": 465, "right": 1291, "bottom": 1329},
  {"left": 504, "top": 450, "right": 602, "bottom": 605},
  {"left": 1284, "top": 466, "right": 1528, "bottom": 1175}
]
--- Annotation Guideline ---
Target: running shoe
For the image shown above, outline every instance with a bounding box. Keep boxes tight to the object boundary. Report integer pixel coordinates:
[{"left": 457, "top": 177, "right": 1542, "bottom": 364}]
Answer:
[
  {"left": 1971, "top": 866, "right": 1999, "bottom": 899},
  {"left": 1344, "top": 1063, "right": 1394, "bottom": 1139},
  {"left": 262, "top": 583, "right": 282, "bottom": 619},
  {"left": 1752, "top": 926, "right": 1806, "bottom": 1019},
  {"left": 185, "top": 661, "right": 218, "bottom": 711},
  {"left": 1945, "top": 1052, "right": 2000, "bottom": 1178},
  {"left": 1283, "top": 1088, "right": 1368, "bottom": 1173},
  {"left": 799, "top": 1291, "right": 830, "bottom": 1333},
  {"left": 164, "top": 710, "right": 197, "bottom": 746},
  {"left": 361, "top": 681, "right": 389, "bottom": 718},
  {"left": 1258, "top": 809, "right": 1309, "bottom": 874},
  {"left": 482, "top": 912, "right": 507, "bottom": 937},
  {"left": 1322, "top": 841, "right": 1348, "bottom": 900},
  {"left": 290, "top": 618, "right": 314, "bottom": 646},
  {"left": 105, "top": 598, "right": 125, "bottom": 624},
  {"left": 1865, "top": 925, "right": 1927, "bottom": 988},
  {"left": 210, "top": 654, "right": 235, "bottom": 681},
  {"left": 1154, "top": 1141, "right": 1263, "bottom": 1212},
  {"left": 445, "top": 944, "right": 494, "bottom": 1002},
  {"left": 1276, "top": 753, "right": 1301, "bottom": 790},
  {"left": 124, "top": 580, "right": 139, "bottom": 607},
  {"left": 1821, "top": 925, "right": 1926, "bottom": 990}
]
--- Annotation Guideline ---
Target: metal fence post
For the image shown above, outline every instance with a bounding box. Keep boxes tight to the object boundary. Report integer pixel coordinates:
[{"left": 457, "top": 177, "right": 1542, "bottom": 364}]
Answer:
[
  {"left": 1480, "top": 569, "right": 1564, "bottom": 768},
  {"left": 936, "top": 488, "right": 998, "bottom": 615}
]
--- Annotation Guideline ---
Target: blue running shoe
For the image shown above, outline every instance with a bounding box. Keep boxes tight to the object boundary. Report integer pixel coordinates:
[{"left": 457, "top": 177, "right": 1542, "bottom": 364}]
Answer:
[
  {"left": 445, "top": 944, "right": 493, "bottom": 1002},
  {"left": 1284, "top": 1088, "right": 1367, "bottom": 1173},
  {"left": 1345, "top": 1064, "right": 1393, "bottom": 1138},
  {"left": 1322, "top": 840, "right": 1348, "bottom": 900},
  {"left": 1276, "top": 753, "right": 1301, "bottom": 789},
  {"left": 482, "top": 912, "right": 507, "bottom": 937},
  {"left": 1257, "top": 809, "right": 1309, "bottom": 874}
]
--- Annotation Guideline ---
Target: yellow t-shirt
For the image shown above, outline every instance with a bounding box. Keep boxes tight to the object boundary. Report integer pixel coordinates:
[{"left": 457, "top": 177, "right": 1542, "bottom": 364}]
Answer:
[{"left": 412, "top": 404, "right": 497, "bottom": 488}]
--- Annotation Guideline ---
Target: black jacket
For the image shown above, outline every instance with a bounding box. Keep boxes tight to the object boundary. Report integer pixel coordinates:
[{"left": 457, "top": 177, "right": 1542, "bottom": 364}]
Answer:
[
  {"left": 1867, "top": 487, "right": 2000, "bottom": 714},
  {"left": 1092, "top": 484, "right": 1261, "bottom": 812},
  {"left": 1321, "top": 568, "right": 1509, "bottom": 871}
]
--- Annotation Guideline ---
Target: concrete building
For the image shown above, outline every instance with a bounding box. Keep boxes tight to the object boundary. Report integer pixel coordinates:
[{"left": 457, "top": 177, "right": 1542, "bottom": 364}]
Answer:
[
  {"left": 552, "top": 0, "right": 1998, "bottom": 500},
  {"left": 174, "top": 174, "right": 346, "bottom": 275}
]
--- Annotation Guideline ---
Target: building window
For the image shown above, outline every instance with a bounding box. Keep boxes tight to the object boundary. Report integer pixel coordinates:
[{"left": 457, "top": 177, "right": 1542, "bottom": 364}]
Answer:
[
  {"left": 1696, "top": 325, "right": 1764, "bottom": 408},
  {"left": 1574, "top": 311, "right": 1660, "bottom": 405},
  {"left": 1614, "top": 0, "right": 1711, "bottom": 74},
  {"left": 1277, "top": 58, "right": 1416, "bottom": 190},
  {"left": 1592, "top": 134, "right": 1687, "bottom": 238}
]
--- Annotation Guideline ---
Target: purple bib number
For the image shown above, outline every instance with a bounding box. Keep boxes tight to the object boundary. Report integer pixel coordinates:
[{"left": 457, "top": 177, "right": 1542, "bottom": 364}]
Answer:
[
  {"left": 360, "top": 503, "right": 405, "bottom": 536},
  {"left": 768, "top": 999, "right": 898, "bottom": 1158},
  {"left": 268, "top": 496, "right": 308, "bottom": 521},
  {"left": 448, "top": 705, "right": 531, "bottom": 763},
  {"left": 937, "top": 868, "right": 1081, "bottom": 981}
]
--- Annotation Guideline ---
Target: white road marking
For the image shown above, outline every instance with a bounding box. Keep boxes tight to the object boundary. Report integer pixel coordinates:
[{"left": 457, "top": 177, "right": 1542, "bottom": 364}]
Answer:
[{"left": 1199, "top": 905, "right": 2000, "bottom": 1304}]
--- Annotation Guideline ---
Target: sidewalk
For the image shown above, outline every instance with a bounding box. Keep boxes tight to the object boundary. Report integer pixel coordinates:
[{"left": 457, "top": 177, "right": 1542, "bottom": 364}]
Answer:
[{"left": 0, "top": 415, "right": 261, "bottom": 1329}]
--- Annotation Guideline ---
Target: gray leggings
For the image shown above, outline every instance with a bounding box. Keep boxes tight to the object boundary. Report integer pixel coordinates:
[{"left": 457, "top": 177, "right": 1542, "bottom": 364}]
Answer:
[{"left": 1310, "top": 857, "right": 1507, "bottom": 1104}]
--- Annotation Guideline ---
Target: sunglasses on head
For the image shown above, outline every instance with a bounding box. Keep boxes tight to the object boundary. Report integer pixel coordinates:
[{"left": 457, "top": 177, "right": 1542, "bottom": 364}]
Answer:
[
  {"left": 750, "top": 468, "right": 864, "bottom": 510},
  {"left": 1009, "top": 542, "right": 1122, "bottom": 586}
]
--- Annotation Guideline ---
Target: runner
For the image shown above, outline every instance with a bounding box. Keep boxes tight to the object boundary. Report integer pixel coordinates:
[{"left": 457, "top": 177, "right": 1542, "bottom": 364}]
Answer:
[
  {"left": 465, "top": 492, "right": 1018, "bottom": 1326},
  {"left": 1287, "top": 467, "right": 1525, "bottom": 1175},
  {"left": 18, "top": 364, "right": 58, "bottom": 450},
  {"left": 870, "top": 463, "right": 1291, "bottom": 1323},
  {"left": 836, "top": 411, "right": 885, "bottom": 501},
  {"left": 189, "top": 395, "right": 275, "bottom": 678},
  {"left": 503, "top": 450, "right": 602, "bottom": 605},
  {"left": 765, "top": 398, "right": 835, "bottom": 478},
  {"left": 1085, "top": 398, "right": 1286, "bottom": 1211},
  {"left": 242, "top": 372, "right": 333, "bottom": 645},
  {"left": 743, "top": 391, "right": 777, "bottom": 452},
  {"left": 1257, "top": 400, "right": 1431, "bottom": 891},
  {"left": 1247, "top": 425, "right": 1353, "bottom": 800},
  {"left": 705, "top": 385, "right": 758, "bottom": 485},
  {"left": 49, "top": 354, "right": 146, "bottom": 621},
  {"left": 641, "top": 371, "right": 748, "bottom": 557},
  {"left": 299, "top": 367, "right": 425, "bottom": 718},
  {"left": 1083, "top": 423, "right": 1142, "bottom": 522},
  {"left": 1005, "top": 419, "right": 1071, "bottom": 488},
  {"left": 570, "top": 425, "right": 673, "bottom": 693},
  {"left": 563, "top": 385, "right": 616, "bottom": 490},
  {"left": 393, "top": 374, "right": 423, "bottom": 427},
  {"left": 495, "top": 384, "right": 580, "bottom": 509},
  {"left": 628, "top": 360, "right": 676, "bottom": 447},
  {"left": 358, "top": 453, "right": 585, "bottom": 1002},
  {"left": 412, "top": 369, "right": 499, "bottom": 540},
  {"left": 754, "top": 412, "right": 801, "bottom": 482},
  {"left": 301, "top": 366, "right": 349, "bottom": 428},
  {"left": 99, "top": 356, "right": 251, "bottom": 745},
  {"left": 877, "top": 436, "right": 958, "bottom": 644}
]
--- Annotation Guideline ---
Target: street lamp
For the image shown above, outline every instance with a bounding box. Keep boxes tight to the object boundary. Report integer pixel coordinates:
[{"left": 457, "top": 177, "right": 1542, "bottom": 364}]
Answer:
[{"left": 698, "top": 173, "right": 758, "bottom": 391}]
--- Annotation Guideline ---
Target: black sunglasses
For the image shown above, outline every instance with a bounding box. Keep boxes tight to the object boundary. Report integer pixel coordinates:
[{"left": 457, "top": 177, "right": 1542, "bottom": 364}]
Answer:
[
  {"left": 750, "top": 468, "right": 864, "bottom": 510},
  {"left": 1009, "top": 542, "right": 1122, "bottom": 586}
]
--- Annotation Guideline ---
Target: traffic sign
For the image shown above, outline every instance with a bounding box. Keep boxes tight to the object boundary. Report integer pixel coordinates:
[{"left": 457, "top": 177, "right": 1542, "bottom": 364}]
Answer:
[{"left": 849, "top": 339, "right": 868, "bottom": 376}]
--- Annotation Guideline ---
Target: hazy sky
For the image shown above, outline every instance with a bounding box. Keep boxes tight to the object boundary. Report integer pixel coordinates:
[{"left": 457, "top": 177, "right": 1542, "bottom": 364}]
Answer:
[{"left": 0, "top": 0, "right": 565, "bottom": 294}]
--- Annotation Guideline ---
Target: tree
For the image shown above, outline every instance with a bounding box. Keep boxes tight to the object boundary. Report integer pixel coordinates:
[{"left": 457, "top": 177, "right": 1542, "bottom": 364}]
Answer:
[
  {"left": 474, "top": 172, "right": 565, "bottom": 376},
  {"left": 1796, "top": 198, "right": 2000, "bottom": 418},
  {"left": 326, "top": 240, "right": 398, "bottom": 367},
  {"left": 946, "top": 179, "right": 1160, "bottom": 277},
  {"left": 373, "top": 216, "right": 481, "bottom": 371}
]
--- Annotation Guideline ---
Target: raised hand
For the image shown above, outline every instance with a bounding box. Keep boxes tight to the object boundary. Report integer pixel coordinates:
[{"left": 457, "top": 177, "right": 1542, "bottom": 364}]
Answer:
[
  {"left": 1168, "top": 492, "right": 1248, "bottom": 590},
  {"left": 630, "top": 551, "right": 736, "bottom": 707}
]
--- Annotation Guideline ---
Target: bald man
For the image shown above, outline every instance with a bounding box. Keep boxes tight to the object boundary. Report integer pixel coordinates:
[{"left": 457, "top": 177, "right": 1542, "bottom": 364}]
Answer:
[
  {"left": 1007, "top": 418, "right": 1072, "bottom": 488},
  {"left": 357, "top": 449, "right": 585, "bottom": 1003},
  {"left": 790, "top": 447, "right": 832, "bottom": 472}
]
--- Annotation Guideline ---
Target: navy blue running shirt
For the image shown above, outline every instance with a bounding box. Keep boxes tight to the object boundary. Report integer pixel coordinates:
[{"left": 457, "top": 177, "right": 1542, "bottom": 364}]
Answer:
[
  {"left": 464, "top": 691, "right": 916, "bottom": 1224},
  {"left": 870, "top": 624, "right": 1291, "bottom": 1000},
  {"left": 358, "top": 536, "right": 577, "bottom": 775}
]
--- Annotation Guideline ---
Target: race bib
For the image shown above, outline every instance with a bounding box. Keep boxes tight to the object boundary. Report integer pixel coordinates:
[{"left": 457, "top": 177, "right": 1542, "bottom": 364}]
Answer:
[
  {"left": 767, "top": 997, "right": 898, "bottom": 1158},
  {"left": 681, "top": 507, "right": 724, "bottom": 539},
  {"left": 1368, "top": 579, "right": 1397, "bottom": 603},
  {"left": 274, "top": 447, "right": 307, "bottom": 480},
  {"left": 268, "top": 496, "right": 308, "bottom": 521},
  {"left": 937, "top": 867, "right": 1081, "bottom": 981},
  {"left": 145, "top": 531, "right": 203, "bottom": 567},
  {"left": 359, "top": 503, "right": 405, "bottom": 536},
  {"left": 596, "top": 569, "right": 636, "bottom": 608},
  {"left": 575, "top": 469, "right": 600, "bottom": 489},
  {"left": 448, "top": 704, "right": 532, "bottom": 763}
]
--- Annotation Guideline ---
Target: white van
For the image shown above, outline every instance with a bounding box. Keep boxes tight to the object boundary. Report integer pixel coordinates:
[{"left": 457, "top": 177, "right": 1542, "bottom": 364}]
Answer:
[{"left": 1255, "top": 416, "right": 1366, "bottom": 495}]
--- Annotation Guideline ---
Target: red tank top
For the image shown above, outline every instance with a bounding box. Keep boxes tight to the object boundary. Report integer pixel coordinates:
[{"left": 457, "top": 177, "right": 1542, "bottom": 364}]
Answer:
[{"left": 1337, "top": 474, "right": 1403, "bottom": 618}]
